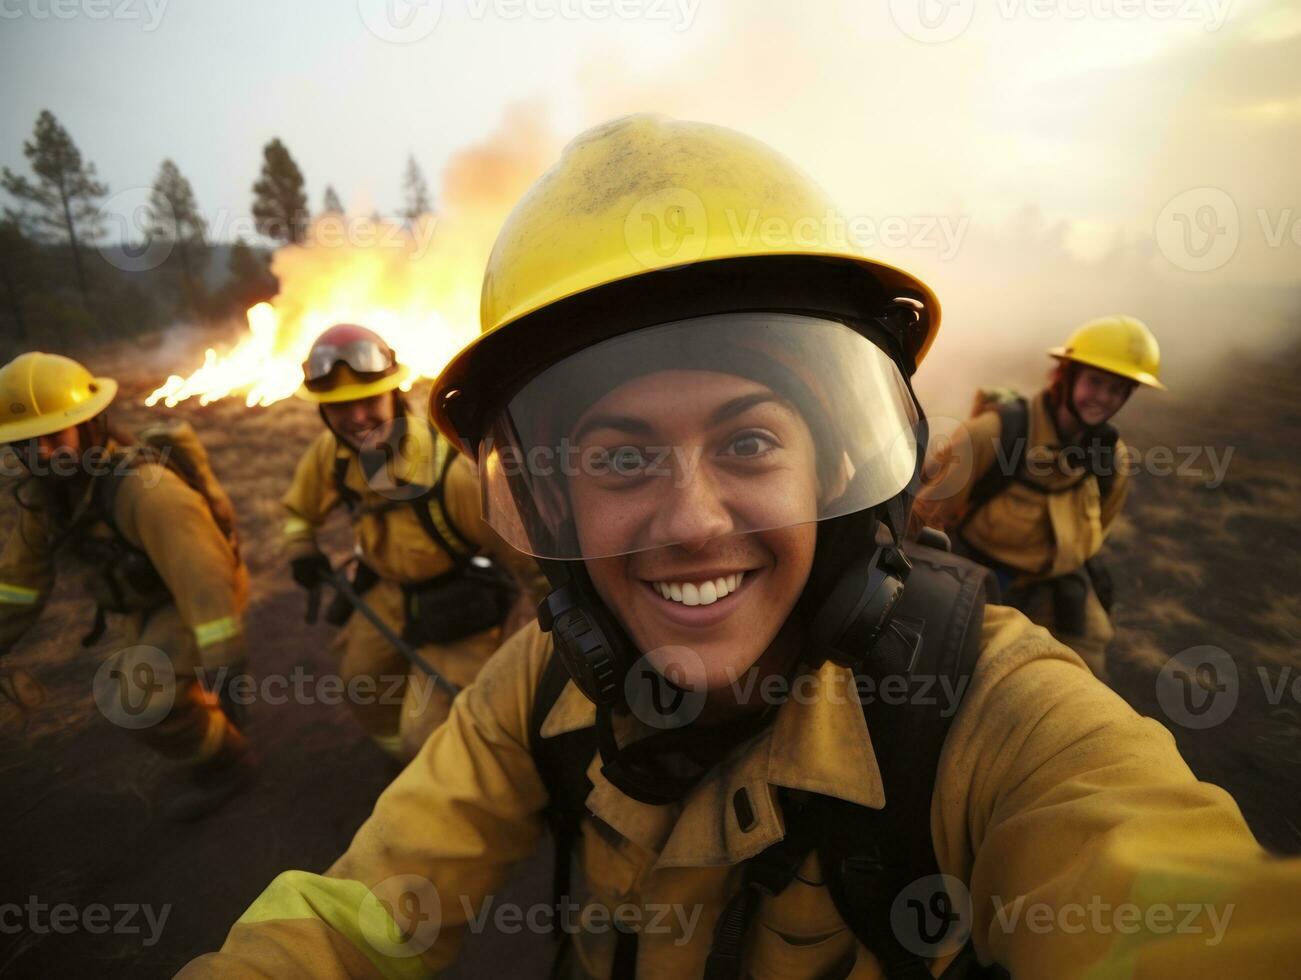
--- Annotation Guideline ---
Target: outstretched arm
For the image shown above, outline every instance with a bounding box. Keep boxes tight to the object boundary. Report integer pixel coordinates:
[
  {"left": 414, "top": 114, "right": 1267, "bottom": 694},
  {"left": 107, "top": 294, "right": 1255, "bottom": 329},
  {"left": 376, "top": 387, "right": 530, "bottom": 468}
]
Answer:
[{"left": 936, "top": 606, "right": 1300, "bottom": 977}]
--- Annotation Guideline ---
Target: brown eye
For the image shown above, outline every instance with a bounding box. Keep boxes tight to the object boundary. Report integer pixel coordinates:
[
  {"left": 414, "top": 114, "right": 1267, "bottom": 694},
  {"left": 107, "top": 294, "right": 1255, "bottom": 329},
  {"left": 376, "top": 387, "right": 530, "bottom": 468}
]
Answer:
[
  {"left": 605, "top": 446, "right": 647, "bottom": 475},
  {"left": 724, "top": 432, "right": 777, "bottom": 458}
]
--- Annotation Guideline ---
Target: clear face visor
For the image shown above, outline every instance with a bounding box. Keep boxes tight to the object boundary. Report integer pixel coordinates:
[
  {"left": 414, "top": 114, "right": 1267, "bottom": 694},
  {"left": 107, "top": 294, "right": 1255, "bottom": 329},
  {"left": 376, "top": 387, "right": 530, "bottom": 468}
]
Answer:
[
  {"left": 478, "top": 313, "right": 921, "bottom": 560},
  {"left": 303, "top": 339, "right": 397, "bottom": 386}
]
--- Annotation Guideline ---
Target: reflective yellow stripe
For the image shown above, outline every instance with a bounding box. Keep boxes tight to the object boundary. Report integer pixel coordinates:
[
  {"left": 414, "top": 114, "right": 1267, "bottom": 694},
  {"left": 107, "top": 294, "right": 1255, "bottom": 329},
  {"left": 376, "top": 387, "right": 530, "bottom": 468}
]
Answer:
[
  {"left": 283, "top": 516, "right": 313, "bottom": 537},
  {"left": 239, "top": 871, "right": 431, "bottom": 979},
  {"left": 0, "top": 583, "right": 41, "bottom": 606},
  {"left": 194, "top": 615, "right": 242, "bottom": 648}
]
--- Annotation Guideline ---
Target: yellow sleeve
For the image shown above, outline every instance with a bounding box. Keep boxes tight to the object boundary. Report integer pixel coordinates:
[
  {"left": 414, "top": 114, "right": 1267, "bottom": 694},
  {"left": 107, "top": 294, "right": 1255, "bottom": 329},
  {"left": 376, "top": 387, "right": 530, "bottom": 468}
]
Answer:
[
  {"left": 935, "top": 606, "right": 1301, "bottom": 977},
  {"left": 0, "top": 495, "right": 56, "bottom": 655},
  {"left": 116, "top": 464, "right": 249, "bottom": 668},
  {"left": 179, "top": 625, "right": 554, "bottom": 977},
  {"left": 442, "top": 452, "right": 547, "bottom": 605},
  {"left": 281, "top": 431, "right": 341, "bottom": 561},
  {"left": 1099, "top": 438, "right": 1131, "bottom": 536},
  {"left": 912, "top": 410, "right": 1002, "bottom": 535}
]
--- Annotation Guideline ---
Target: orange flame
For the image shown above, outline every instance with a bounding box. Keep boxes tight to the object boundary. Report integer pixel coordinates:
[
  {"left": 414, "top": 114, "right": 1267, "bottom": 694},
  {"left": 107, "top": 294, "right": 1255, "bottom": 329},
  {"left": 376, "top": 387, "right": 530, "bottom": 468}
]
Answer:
[
  {"left": 146, "top": 215, "right": 478, "bottom": 408},
  {"left": 148, "top": 105, "right": 553, "bottom": 409}
]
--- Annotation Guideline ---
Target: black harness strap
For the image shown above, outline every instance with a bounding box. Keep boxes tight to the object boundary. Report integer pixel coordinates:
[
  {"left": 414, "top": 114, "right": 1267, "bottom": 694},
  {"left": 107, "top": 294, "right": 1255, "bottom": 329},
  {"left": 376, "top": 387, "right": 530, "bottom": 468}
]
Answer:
[{"left": 409, "top": 444, "right": 477, "bottom": 565}]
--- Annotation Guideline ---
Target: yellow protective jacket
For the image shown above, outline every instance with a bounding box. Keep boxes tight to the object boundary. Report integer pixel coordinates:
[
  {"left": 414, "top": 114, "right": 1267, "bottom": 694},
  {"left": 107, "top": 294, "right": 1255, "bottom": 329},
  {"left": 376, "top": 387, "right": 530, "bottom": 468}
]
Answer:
[
  {"left": 914, "top": 391, "right": 1129, "bottom": 580},
  {"left": 281, "top": 420, "right": 542, "bottom": 595},
  {"left": 183, "top": 608, "right": 1300, "bottom": 978},
  {"left": 0, "top": 449, "right": 248, "bottom": 667}
]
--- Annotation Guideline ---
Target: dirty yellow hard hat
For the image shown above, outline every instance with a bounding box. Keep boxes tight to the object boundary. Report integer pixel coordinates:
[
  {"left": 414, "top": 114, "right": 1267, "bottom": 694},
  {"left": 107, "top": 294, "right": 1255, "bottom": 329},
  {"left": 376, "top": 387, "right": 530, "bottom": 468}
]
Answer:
[
  {"left": 431, "top": 114, "right": 940, "bottom": 451},
  {"left": 0, "top": 352, "right": 118, "bottom": 443},
  {"left": 1049, "top": 315, "right": 1166, "bottom": 390},
  {"left": 295, "top": 323, "right": 413, "bottom": 404}
]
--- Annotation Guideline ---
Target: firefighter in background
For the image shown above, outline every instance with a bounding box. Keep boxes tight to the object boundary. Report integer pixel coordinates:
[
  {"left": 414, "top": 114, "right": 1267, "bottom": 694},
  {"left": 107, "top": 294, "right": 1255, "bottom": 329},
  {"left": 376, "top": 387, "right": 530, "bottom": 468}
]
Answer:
[
  {"left": 283, "top": 324, "right": 543, "bottom": 761},
  {"left": 913, "top": 315, "right": 1165, "bottom": 680},
  {"left": 0, "top": 352, "right": 252, "bottom": 821}
]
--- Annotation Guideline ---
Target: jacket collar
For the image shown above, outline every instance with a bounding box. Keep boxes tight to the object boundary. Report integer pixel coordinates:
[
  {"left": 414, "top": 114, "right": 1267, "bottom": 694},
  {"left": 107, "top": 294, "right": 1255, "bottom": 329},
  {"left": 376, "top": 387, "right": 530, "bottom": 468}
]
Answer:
[{"left": 538, "top": 655, "right": 886, "bottom": 869}]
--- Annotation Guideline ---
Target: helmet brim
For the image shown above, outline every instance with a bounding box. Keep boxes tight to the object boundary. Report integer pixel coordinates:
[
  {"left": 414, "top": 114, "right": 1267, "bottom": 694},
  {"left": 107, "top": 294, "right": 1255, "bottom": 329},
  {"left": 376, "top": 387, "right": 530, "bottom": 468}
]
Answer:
[
  {"left": 295, "top": 364, "right": 415, "bottom": 404},
  {"left": 0, "top": 376, "right": 118, "bottom": 443},
  {"left": 1048, "top": 348, "right": 1166, "bottom": 390}
]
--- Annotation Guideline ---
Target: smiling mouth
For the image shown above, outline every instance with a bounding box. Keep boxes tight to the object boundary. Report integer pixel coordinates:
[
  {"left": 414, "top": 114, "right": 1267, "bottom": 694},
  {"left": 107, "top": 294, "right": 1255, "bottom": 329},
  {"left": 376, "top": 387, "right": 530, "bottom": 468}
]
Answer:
[{"left": 644, "top": 571, "right": 753, "bottom": 607}]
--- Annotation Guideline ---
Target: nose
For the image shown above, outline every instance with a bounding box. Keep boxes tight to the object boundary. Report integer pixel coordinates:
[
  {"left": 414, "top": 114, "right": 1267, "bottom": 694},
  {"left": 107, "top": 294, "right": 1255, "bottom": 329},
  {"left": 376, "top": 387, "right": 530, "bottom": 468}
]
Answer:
[
  {"left": 347, "top": 401, "right": 372, "bottom": 427},
  {"left": 646, "top": 463, "right": 734, "bottom": 552}
]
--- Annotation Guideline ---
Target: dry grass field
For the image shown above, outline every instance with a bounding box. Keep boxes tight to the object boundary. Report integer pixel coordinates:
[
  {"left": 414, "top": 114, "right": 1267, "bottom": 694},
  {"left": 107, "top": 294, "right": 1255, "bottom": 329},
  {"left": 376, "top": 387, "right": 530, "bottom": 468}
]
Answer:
[{"left": 1, "top": 330, "right": 1297, "bottom": 975}]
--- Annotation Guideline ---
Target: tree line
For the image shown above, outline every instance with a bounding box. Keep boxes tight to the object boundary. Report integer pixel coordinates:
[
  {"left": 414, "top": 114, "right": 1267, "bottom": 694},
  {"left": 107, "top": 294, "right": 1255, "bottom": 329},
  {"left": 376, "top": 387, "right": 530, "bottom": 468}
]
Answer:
[{"left": 0, "top": 109, "right": 436, "bottom": 359}]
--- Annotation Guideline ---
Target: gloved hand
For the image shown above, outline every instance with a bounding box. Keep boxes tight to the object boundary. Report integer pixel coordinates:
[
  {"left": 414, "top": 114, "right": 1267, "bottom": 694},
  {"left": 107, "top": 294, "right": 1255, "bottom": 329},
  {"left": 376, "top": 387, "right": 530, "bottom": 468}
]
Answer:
[{"left": 290, "top": 553, "right": 333, "bottom": 591}]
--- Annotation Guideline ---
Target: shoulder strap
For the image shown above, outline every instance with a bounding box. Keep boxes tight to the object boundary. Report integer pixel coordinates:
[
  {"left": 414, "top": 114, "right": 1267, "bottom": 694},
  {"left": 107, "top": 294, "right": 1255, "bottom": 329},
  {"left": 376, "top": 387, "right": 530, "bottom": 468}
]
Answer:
[
  {"left": 332, "top": 454, "right": 364, "bottom": 514},
  {"left": 1092, "top": 424, "right": 1119, "bottom": 503},
  {"left": 807, "top": 544, "right": 1001, "bottom": 978},
  {"left": 959, "top": 398, "right": 1028, "bottom": 530},
  {"left": 410, "top": 441, "right": 478, "bottom": 564},
  {"left": 530, "top": 651, "right": 597, "bottom": 940}
]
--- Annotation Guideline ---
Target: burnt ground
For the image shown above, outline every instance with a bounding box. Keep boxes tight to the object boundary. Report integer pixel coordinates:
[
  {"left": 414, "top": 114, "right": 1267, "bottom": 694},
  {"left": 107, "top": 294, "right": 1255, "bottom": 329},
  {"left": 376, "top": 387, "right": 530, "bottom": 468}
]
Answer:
[{"left": 1, "top": 334, "right": 1298, "bottom": 976}]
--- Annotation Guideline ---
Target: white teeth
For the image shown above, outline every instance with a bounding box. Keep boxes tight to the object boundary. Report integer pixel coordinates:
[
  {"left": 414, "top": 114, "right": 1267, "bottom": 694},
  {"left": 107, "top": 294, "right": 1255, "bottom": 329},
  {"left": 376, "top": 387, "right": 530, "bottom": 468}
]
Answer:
[{"left": 650, "top": 571, "right": 748, "bottom": 607}]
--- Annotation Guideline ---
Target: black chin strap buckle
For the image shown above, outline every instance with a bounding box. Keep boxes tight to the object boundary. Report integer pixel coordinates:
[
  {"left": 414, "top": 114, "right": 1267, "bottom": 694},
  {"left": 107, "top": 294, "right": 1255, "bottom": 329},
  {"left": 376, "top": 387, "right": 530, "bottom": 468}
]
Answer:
[{"left": 538, "top": 583, "right": 621, "bottom": 707}]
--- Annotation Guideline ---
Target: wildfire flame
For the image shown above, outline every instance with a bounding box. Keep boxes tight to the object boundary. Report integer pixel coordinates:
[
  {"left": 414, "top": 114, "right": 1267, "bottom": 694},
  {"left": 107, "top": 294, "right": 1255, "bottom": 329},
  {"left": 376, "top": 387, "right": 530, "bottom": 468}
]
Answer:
[
  {"left": 146, "top": 216, "right": 477, "bottom": 408},
  {"left": 148, "top": 105, "right": 553, "bottom": 409}
]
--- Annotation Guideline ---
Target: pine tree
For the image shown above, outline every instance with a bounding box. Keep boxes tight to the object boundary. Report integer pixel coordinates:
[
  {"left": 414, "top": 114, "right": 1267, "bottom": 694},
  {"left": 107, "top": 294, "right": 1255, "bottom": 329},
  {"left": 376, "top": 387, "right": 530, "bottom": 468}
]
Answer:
[
  {"left": 1, "top": 110, "right": 107, "bottom": 314},
  {"left": 321, "top": 185, "right": 344, "bottom": 215},
  {"left": 223, "top": 238, "right": 276, "bottom": 311},
  {"left": 401, "top": 154, "right": 432, "bottom": 226},
  {"left": 251, "top": 138, "right": 308, "bottom": 244},
  {"left": 0, "top": 219, "right": 38, "bottom": 345},
  {"left": 147, "top": 159, "right": 210, "bottom": 314}
]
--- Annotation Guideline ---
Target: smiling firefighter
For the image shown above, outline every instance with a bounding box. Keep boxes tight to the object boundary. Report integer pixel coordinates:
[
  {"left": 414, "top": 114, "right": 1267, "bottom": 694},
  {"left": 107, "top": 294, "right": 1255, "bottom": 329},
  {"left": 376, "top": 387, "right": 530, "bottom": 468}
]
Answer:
[
  {"left": 185, "top": 117, "right": 1299, "bottom": 977},
  {"left": 282, "top": 323, "right": 543, "bottom": 761},
  {"left": 912, "top": 316, "right": 1165, "bottom": 681},
  {"left": 0, "top": 351, "right": 253, "bottom": 822}
]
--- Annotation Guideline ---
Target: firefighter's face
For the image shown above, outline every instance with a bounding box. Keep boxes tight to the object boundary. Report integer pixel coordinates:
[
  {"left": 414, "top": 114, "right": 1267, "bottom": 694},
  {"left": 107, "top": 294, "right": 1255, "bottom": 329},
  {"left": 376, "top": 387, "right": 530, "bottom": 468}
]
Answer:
[
  {"left": 321, "top": 393, "right": 396, "bottom": 449},
  {"left": 569, "top": 370, "right": 820, "bottom": 695},
  {"left": 1072, "top": 366, "right": 1136, "bottom": 425}
]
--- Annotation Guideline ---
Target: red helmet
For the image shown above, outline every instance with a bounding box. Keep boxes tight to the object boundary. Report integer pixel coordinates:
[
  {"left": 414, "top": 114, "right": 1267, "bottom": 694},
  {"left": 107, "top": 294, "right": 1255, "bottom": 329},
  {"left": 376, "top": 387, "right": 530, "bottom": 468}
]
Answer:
[{"left": 297, "top": 324, "right": 412, "bottom": 403}]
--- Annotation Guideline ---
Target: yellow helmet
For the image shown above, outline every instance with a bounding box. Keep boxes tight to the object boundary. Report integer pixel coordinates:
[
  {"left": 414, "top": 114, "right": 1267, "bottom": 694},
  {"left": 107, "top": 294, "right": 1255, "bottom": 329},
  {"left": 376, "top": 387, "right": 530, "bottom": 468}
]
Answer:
[
  {"left": 432, "top": 114, "right": 939, "bottom": 449},
  {"left": 0, "top": 352, "right": 118, "bottom": 443},
  {"left": 1048, "top": 315, "right": 1166, "bottom": 390},
  {"left": 295, "top": 323, "right": 413, "bottom": 404}
]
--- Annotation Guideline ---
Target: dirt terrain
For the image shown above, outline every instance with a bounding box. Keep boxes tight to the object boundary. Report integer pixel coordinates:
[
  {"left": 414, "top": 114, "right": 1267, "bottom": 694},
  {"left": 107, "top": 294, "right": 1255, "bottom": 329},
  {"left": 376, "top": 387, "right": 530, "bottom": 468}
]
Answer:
[{"left": 1, "top": 333, "right": 1298, "bottom": 976}]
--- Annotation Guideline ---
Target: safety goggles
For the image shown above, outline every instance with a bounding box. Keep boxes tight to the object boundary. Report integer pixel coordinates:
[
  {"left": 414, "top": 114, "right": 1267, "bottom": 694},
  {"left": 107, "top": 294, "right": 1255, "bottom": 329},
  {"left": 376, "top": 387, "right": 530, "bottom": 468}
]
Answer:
[{"left": 302, "top": 339, "right": 397, "bottom": 386}]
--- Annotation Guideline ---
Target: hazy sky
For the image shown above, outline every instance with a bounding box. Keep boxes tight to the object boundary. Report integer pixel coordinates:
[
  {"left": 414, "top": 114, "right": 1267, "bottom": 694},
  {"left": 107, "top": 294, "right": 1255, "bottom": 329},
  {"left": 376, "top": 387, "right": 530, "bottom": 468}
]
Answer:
[{"left": 4, "top": 0, "right": 1299, "bottom": 402}]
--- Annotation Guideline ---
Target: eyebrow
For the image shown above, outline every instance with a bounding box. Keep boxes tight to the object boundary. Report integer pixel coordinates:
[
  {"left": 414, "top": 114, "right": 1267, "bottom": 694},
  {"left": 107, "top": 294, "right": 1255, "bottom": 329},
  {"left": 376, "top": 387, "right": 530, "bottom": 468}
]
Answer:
[
  {"left": 571, "top": 414, "right": 657, "bottom": 442},
  {"left": 707, "top": 392, "right": 788, "bottom": 427},
  {"left": 572, "top": 392, "right": 789, "bottom": 442}
]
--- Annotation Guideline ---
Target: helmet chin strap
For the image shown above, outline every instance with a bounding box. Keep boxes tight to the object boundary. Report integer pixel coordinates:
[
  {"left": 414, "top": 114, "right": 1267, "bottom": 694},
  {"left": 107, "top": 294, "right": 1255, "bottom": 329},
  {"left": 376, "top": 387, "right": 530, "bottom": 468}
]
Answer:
[{"left": 535, "top": 499, "right": 914, "bottom": 807}]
